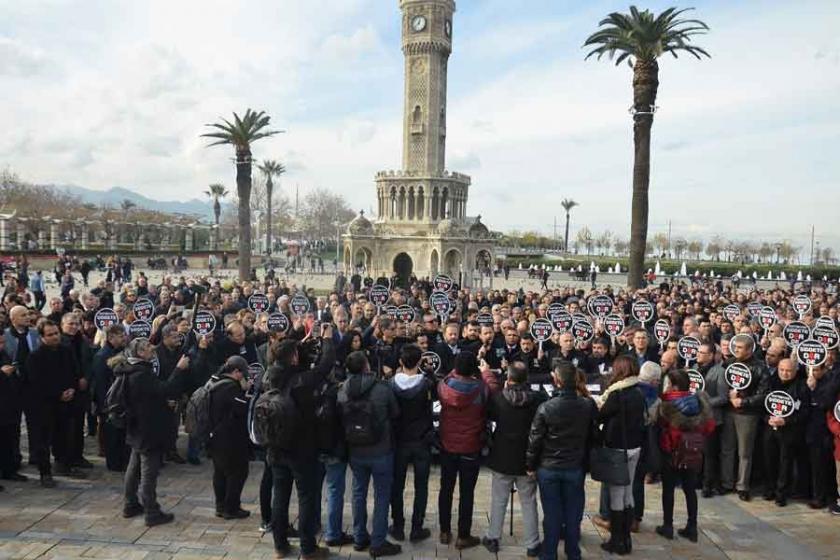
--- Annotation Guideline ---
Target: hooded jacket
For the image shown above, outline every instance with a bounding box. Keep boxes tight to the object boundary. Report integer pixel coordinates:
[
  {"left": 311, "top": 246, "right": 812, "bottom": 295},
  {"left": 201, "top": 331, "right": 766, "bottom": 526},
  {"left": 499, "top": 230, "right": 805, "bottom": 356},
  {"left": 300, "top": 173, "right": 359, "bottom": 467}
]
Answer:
[
  {"left": 337, "top": 373, "right": 399, "bottom": 458},
  {"left": 388, "top": 372, "right": 436, "bottom": 447},
  {"left": 437, "top": 369, "right": 499, "bottom": 455},
  {"left": 208, "top": 373, "right": 249, "bottom": 469},
  {"left": 486, "top": 383, "right": 546, "bottom": 475},
  {"left": 657, "top": 390, "right": 715, "bottom": 455},
  {"left": 116, "top": 355, "right": 189, "bottom": 452}
]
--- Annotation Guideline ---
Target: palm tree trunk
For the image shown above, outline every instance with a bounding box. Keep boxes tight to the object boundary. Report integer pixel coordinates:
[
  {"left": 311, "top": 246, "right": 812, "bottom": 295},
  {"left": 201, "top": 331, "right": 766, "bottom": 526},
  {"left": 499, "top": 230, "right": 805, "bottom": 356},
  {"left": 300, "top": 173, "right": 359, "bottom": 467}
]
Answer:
[
  {"left": 265, "top": 178, "right": 273, "bottom": 256},
  {"left": 236, "top": 149, "right": 253, "bottom": 281},
  {"left": 214, "top": 199, "right": 221, "bottom": 226},
  {"left": 564, "top": 212, "right": 571, "bottom": 252},
  {"left": 628, "top": 59, "right": 659, "bottom": 289}
]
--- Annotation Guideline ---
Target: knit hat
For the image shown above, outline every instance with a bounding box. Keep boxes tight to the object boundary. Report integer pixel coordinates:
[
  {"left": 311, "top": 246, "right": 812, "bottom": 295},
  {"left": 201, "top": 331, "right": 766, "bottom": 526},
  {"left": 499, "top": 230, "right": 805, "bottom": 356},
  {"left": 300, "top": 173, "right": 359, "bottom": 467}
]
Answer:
[{"left": 639, "top": 361, "right": 662, "bottom": 386}]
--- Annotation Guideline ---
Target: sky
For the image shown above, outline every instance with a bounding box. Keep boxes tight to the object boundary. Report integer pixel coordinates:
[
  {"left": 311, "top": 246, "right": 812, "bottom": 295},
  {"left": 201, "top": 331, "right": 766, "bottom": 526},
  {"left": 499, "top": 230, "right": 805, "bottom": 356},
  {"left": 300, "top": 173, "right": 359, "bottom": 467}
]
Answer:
[{"left": 2, "top": 0, "right": 839, "bottom": 256}]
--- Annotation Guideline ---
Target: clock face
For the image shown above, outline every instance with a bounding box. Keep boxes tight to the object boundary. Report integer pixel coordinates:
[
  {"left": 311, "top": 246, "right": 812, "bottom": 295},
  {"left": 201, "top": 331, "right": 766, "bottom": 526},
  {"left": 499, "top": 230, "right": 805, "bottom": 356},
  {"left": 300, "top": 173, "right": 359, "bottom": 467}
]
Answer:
[
  {"left": 411, "top": 15, "right": 426, "bottom": 32},
  {"left": 445, "top": 20, "right": 452, "bottom": 37}
]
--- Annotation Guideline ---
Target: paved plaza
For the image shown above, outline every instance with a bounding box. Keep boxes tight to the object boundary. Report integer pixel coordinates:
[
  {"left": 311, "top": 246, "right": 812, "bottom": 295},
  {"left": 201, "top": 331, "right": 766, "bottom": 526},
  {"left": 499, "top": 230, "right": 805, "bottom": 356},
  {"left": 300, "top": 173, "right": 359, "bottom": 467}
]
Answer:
[{"left": 0, "top": 435, "right": 838, "bottom": 560}]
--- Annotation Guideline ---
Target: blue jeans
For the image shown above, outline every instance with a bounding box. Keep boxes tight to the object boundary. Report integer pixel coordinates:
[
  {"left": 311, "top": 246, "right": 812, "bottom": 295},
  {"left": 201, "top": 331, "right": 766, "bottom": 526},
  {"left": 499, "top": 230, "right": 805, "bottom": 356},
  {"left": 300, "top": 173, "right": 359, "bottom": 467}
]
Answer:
[
  {"left": 538, "top": 467, "right": 585, "bottom": 560},
  {"left": 390, "top": 444, "right": 431, "bottom": 530},
  {"left": 350, "top": 453, "right": 394, "bottom": 548},
  {"left": 324, "top": 458, "right": 348, "bottom": 541}
]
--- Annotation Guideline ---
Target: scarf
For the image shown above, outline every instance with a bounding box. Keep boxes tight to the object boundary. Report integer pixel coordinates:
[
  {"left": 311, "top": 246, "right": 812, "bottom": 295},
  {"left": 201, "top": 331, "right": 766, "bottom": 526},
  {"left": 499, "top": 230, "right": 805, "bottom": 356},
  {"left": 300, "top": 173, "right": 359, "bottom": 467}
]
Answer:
[{"left": 599, "top": 375, "right": 639, "bottom": 406}]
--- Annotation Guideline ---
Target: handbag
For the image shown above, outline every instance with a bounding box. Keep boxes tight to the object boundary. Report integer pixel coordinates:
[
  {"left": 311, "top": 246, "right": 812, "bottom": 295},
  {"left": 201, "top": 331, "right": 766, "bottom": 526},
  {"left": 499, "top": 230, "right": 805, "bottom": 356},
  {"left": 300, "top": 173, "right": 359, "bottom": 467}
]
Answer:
[{"left": 590, "top": 390, "right": 630, "bottom": 485}]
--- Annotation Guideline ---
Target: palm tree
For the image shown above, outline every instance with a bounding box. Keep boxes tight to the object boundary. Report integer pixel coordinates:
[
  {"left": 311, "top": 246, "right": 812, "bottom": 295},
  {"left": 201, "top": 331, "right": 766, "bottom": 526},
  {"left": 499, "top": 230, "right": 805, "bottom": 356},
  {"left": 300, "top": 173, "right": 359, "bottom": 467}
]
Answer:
[
  {"left": 561, "top": 198, "right": 578, "bottom": 252},
  {"left": 257, "top": 160, "right": 286, "bottom": 255},
  {"left": 584, "top": 6, "right": 710, "bottom": 288},
  {"left": 205, "top": 183, "right": 228, "bottom": 226},
  {"left": 120, "top": 199, "right": 136, "bottom": 217},
  {"left": 202, "top": 109, "right": 282, "bottom": 280}
]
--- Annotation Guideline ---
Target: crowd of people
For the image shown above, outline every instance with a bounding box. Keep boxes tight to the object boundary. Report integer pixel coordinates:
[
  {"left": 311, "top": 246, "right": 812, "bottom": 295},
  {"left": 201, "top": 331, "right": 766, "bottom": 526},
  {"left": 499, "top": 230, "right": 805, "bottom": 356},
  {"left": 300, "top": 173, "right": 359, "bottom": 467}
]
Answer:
[{"left": 1, "top": 257, "right": 840, "bottom": 560}]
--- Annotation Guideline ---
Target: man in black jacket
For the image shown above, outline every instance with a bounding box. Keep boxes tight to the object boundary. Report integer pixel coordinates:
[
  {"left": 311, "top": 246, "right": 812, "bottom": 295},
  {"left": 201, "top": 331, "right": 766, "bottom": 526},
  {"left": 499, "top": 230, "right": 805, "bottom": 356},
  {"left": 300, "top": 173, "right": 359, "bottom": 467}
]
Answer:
[
  {"left": 805, "top": 362, "right": 840, "bottom": 509},
  {"left": 720, "top": 334, "right": 770, "bottom": 501},
  {"left": 267, "top": 327, "right": 335, "bottom": 559},
  {"left": 26, "top": 320, "right": 86, "bottom": 487},
  {"left": 526, "top": 360, "right": 597, "bottom": 560},
  {"left": 762, "top": 358, "right": 809, "bottom": 506},
  {"left": 338, "top": 351, "right": 401, "bottom": 557},
  {"left": 482, "top": 361, "right": 546, "bottom": 556},
  {"left": 208, "top": 356, "right": 251, "bottom": 519},
  {"left": 60, "top": 313, "right": 95, "bottom": 470},
  {"left": 388, "top": 344, "right": 435, "bottom": 543},
  {"left": 120, "top": 337, "right": 191, "bottom": 526},
  {"left": 156, "top": 324, "right": 189, "bottom": 464},
  {"left": 91, "top": 325, "right": 128, "bottom": 470},
  {"left": 0, "top": 335, "right": 26, "bottom": 483}
]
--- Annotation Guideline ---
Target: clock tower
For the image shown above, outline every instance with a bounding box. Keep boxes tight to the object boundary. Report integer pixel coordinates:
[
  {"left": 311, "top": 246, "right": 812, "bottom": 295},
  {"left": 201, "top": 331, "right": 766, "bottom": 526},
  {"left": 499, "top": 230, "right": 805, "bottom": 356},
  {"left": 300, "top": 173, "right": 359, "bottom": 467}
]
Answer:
[
  {"left": 400, "top": 0, "right": 454, "bottom": 175},
  {"left": 346, "top": 0, "right": 493, "bottom": 289}
]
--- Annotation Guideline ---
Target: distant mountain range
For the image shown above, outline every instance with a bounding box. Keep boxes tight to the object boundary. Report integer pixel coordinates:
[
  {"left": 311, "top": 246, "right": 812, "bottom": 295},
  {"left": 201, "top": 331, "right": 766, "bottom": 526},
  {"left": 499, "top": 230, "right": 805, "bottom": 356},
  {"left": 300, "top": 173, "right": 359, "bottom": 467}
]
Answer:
[{"left": 55, "top": 185, "right": 220, "bottom": 221}]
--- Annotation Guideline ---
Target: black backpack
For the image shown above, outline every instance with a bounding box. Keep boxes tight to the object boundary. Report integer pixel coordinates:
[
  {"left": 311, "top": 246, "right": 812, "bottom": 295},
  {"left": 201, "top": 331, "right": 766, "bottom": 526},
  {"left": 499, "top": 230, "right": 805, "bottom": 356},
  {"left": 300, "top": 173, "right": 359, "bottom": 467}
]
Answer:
[
  {"left": 252, "top": 387, "right": 300, "bottom": 449},
  {"left": 185, "top": 376, "right": 236, "bottom": 446},
  {"left": 341, "top": 382, "right": 382, "bottom": 446},
  {"left": 104, "top": 372, "right": 130, "bottom": 429},
  {"left": 314, "top": 380, "right": 341, "bottom": 453}
]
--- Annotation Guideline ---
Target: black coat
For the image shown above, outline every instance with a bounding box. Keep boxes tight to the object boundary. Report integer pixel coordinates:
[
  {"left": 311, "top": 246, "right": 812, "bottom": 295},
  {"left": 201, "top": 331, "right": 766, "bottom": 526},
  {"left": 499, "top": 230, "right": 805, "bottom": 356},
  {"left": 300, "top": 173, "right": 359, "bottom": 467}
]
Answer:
[
  {"left": 0, "top": 351, "right": 22, "bottom": 425},
  {"left": 208, "top": 374, "right": 249, "bottom": 469},
  {"left": 725, "top": 356, "right": 770, "bottom": 415},
  {"left": 388, "top": 373, "right": 436, "bottom": 447},
  {"left": 598, "top": 383, "right": 647, "bottom": 450},
  {"left": 487, "top": 384, "right": 546, "bottom": 475},
  {"left": 118, "top": 357, "right": 189, "bottom": 452},
  {"left": 526, "top": 390, "right": 598, "bottom": 471},
  {"left": 26, "top": 344, "right": 81, "bottom": 416}
]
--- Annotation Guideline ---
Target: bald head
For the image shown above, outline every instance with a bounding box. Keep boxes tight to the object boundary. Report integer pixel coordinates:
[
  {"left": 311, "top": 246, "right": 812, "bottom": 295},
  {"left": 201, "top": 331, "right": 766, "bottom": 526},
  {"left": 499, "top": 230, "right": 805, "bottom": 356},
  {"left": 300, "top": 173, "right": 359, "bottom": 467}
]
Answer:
[
  {"left": 9, "top": 306, "right": 30, "bottom": 329},
  {"left": 661, "top": 349, "right": 678, "bottom": 372}
]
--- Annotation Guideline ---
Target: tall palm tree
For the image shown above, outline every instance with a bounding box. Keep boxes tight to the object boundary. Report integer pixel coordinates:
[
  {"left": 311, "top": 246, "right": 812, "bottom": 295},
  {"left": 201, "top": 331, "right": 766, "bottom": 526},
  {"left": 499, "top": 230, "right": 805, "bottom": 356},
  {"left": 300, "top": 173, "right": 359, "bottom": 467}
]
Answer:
[
  {"left": 120, "top": 199, "right": 136, "bottom": 217},
  {"left": 584, "top": 6, "right": 709, "bottom": 288},
  {"left": 561, "top": 198, "right": 578, "bottom": 252},
  {"left": 202, "top": 109, "right": 282, "bottom": 280},
  {"left": 257, "top": 160, "right": 286, "bottom": 255},
  {"left": 204, "top": 183, "right": 228, "bottom": 226}
]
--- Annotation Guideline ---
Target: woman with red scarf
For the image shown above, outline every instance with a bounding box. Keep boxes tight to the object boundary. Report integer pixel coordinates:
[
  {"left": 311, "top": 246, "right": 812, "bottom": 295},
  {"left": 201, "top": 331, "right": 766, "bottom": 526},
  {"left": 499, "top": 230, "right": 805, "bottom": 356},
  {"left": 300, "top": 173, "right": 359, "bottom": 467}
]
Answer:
[{"left": 654, "top": 369, "right": 715, "bottom": 543}]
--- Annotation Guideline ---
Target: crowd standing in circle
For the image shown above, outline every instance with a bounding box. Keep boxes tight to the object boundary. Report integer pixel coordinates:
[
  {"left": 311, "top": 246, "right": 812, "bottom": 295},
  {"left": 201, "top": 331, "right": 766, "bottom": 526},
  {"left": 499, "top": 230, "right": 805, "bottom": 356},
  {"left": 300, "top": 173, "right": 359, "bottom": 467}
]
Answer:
[{"left": 1, "top": 258, "right": 840, "bottom": 560}]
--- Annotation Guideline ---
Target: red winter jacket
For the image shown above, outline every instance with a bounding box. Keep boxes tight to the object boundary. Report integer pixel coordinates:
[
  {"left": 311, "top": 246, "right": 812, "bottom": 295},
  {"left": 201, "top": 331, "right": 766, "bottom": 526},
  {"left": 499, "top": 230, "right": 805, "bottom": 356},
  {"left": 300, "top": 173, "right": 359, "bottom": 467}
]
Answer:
[
  {"left": 657, "top": 390, "right": 716, "bottom": 455},
  {"left": 437, "top": 369, "right": 499, "bottom": 454}
]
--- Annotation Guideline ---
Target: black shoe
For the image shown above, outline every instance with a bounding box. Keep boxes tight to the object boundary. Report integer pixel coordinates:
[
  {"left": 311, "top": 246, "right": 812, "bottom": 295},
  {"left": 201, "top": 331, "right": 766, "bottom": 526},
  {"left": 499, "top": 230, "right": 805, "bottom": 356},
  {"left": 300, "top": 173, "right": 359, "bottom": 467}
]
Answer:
[
  {"left": 74, "top": 458, "right": 95, "bottom": 469},
  {"left": 370, "top": 541, "right": 401, "bottom": 557},
  {"left": 601, "top": 510, "right": 628, "bottom": 555},
  {"left": 409, "top": 527, "right": 431, "bottom": 542},
  {"left": 353, "top": 539, "right": 371, "bottom": 551},
  {"left": 455, "top": 535, "right": 480, "bottom": 549},
  {"left": 55, "top": 464, "right": 87, "bottom": 479},
  {"left": 123, "top": 504, "right": 144, "bottom": 518},
  {"left": 809, "top": 499, "right": 827, "bottom": 510},
  {"left": 677, "top": 526, "right": 698, "bottom": 543},
  {"left": 482, "top": 537, "right": 499, "bottom": 553},
  {"left": 287, "top": 524, "right": 299, "bottom": 538},
  {"left": 738, "top": 491, "right": 751, "bottom": 502},
  {"left": 301, "top": 546, "right": 329, "bottom": 559},
  {"left": 439, "top": 532, "right": 451, "bottom": 545},
  {"left": 763, "top": 491, "right": 776, "bottom": 501},
  {"left": 388, "top": 524, "right": 405, "bottom": 541},
  {"left": 775, "top": 497, "right": 788, "bottom": 507},
  {"left": 2, "top": 473, "right": 28, "bottom": 482},
  {"left": 526, "top": 542, "right": 541, "bottom": 557},
  {"left": 222, "top": 508, "right": 250, "bottom": 520},
  {"left": 259, "top": 521, "right": 272, "bottom": 533},
  {"left": 145, "top": 512, "right": 175, "bottom": 527},
  {"left": 655, "top": 525, "right": 674, "bottom": 540},
  {"left": 40, "top": 474, "right": 56, "bottom": 488},
  {"left": 0, "top": 484, "right": 4, "bottom": 491},
  {"left": 215, "top": 509, "right": 224, "bottom": 518},
  {"left": 702, "top": 487, "right": 714, "bottom": 498},
  {"left": 274, "top": 543, "right": 291, "bottom": 559},
  {"left": 718, "top": 487, "right": 734, "bottom": 496},
  {"left": 325, "top": 533, "right": 354, "bottom": 547}
]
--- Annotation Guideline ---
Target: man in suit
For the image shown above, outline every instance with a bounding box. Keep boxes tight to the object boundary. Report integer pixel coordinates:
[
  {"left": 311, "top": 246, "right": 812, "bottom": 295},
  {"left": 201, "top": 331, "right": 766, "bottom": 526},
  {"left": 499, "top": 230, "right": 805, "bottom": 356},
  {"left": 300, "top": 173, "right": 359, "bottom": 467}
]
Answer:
[{"left": 3, "top": 305, "right": 40, "bottom": 470}]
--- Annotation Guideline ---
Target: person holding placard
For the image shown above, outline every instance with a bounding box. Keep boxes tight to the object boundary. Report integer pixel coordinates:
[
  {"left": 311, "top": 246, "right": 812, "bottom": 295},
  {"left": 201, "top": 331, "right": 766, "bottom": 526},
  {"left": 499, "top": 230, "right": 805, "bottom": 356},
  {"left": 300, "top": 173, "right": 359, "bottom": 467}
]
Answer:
[
  {"left": 653, "top": 369, "right": 715, "bottom": 542},
  {"left": 761, "top": 358, "right": 808, "bottom": 507},
  {"left": 720, "top": 334, "right": 769, "bottom": 501}
]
